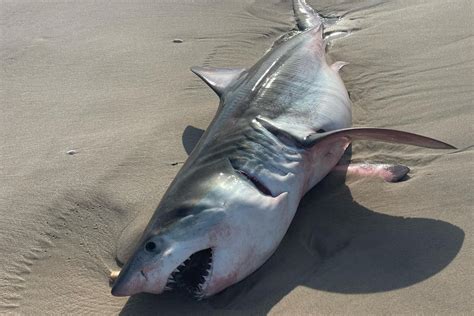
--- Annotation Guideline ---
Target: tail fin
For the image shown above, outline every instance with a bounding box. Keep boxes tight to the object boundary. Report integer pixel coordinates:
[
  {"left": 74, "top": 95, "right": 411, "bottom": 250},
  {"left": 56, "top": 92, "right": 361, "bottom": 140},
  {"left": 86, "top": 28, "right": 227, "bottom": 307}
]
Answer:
[{"left": 293, "top": 0, "right": 322, "bottom": 31}]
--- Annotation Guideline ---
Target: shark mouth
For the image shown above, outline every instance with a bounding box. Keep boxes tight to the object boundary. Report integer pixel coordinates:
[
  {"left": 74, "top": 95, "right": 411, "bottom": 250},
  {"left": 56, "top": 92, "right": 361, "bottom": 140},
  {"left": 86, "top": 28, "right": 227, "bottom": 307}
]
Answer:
[{"left": 164, "top": 248, "right": 213, "bottom": 299}]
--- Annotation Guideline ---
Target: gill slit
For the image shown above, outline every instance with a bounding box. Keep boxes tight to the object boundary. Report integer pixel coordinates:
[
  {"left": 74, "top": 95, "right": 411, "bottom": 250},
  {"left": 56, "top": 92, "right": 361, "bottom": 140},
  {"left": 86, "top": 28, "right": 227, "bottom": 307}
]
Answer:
[{"left": 228, "top": 158, "right": 274, "bottom": 197}]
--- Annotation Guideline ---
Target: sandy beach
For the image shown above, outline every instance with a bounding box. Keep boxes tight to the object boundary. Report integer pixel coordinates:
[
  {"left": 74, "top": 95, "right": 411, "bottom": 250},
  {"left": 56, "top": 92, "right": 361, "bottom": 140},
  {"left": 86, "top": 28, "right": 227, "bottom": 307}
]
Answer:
[{"left": 1, "top": 0, "right": 472, "bottom": 314}]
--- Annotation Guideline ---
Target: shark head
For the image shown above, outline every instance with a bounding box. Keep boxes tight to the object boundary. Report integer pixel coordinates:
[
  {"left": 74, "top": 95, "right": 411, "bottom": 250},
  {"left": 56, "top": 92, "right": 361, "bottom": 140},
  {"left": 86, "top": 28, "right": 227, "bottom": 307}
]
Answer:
[
  {"left": 111, "top": 166, "right": 291, "bottom": 299},
  {"left": 111, "top": 203, "right": 226, "bottom": 299}
]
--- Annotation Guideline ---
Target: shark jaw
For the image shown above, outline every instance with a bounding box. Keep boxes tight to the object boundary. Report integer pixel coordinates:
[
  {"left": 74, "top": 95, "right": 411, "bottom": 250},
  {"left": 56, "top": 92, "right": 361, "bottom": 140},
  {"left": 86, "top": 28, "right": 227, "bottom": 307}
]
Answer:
[
  {"left": 111, "top": 247, "right": 214, "bottom": 300},
  {"left": 163, "top": 248, "right": 214, "bottom": 299}
]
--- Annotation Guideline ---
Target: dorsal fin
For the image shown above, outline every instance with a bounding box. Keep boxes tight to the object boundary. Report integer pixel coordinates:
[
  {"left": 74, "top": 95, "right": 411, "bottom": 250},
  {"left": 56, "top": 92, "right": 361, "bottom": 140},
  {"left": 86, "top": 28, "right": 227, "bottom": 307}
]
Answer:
[
  {"left": 331, "top": 61, "right": 348, "bottom": 72},
  {"left": 191, "top": 66, "right": 246, "bottom": 97}
]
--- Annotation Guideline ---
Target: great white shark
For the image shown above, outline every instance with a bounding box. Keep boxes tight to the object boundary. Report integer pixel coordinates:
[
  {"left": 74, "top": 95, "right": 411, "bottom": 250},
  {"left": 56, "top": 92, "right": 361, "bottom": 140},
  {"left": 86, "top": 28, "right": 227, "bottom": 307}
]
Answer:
[{"left": 111, "top": 0, "right": 455, "bottom": 299}]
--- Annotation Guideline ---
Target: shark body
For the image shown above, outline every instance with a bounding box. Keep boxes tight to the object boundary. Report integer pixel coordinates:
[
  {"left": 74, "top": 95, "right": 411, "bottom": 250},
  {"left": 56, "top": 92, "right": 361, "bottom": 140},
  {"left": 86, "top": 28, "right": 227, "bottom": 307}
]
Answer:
[{"left": 111, "top": 0, "right": 454, "bottom": 299}]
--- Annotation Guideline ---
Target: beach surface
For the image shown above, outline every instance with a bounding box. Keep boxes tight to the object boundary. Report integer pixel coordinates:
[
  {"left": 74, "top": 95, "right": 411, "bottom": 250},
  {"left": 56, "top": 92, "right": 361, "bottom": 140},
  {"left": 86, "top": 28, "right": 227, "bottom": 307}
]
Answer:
[{"left": 1, "top": 0, "right": 472, "bottom": 314}]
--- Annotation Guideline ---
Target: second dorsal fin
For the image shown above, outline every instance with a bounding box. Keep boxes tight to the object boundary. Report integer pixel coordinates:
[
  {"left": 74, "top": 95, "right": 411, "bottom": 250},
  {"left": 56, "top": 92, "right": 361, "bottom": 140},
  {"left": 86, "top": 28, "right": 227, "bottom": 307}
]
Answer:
[{"left": 191, "top": 66, "right": 246, "bottom": 97}]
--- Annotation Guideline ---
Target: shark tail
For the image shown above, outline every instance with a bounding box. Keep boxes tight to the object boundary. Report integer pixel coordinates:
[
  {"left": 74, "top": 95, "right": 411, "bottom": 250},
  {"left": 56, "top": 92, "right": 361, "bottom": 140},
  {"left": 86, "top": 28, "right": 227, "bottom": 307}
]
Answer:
[{"left": 293, "top": 0, "right": 323, "bottom": 31}]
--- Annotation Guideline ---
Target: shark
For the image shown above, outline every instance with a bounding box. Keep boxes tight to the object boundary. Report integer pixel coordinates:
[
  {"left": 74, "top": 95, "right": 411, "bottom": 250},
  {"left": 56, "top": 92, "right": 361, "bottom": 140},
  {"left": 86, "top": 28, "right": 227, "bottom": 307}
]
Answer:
[{"left": 111, "top": 0, "right": 455, "bottom": 299}]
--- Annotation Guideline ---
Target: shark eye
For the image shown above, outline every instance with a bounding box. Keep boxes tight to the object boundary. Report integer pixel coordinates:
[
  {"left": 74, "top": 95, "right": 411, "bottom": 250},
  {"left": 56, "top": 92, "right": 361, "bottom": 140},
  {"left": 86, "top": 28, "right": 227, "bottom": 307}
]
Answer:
[
  {"left": 145, "top": 241, "right": 158, "bottom": 253},
  {"left": 316, "top": 129, "right": 326, "bottom": 133}
]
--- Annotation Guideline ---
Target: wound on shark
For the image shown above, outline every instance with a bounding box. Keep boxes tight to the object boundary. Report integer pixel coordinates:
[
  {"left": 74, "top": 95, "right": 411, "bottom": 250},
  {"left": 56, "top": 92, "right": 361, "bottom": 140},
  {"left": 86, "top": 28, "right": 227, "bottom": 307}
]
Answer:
[{"left": 110, "top": 0, "right": 455, "bottom": 299}]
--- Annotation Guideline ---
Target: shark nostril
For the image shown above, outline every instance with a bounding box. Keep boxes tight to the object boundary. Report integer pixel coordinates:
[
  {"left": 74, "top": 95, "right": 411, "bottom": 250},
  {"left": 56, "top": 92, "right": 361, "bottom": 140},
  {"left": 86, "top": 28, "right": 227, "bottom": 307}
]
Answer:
[
  {"left": 145, "top": 241, "right": 156, "bottom": 252},
  {"left": 140, "top": 270, "right": 148, "bottom": 281}
]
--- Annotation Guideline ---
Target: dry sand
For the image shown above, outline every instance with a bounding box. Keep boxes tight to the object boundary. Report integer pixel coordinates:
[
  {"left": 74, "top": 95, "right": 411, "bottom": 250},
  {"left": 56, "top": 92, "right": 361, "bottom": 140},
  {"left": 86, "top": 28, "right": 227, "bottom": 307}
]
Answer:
[{"left": 1, "top": 0, "right": 473, "bottom": 314}]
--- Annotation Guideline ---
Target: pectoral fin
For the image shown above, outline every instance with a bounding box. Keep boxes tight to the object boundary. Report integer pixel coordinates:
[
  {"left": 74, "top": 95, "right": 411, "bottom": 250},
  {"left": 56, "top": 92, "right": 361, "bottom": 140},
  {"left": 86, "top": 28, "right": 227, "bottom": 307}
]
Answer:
[
  {"left": 256, "top": 116, "right": 456, "bottom": 150},
  {"left": 307, "top": 128, "right": 456, "bottom": 149}
]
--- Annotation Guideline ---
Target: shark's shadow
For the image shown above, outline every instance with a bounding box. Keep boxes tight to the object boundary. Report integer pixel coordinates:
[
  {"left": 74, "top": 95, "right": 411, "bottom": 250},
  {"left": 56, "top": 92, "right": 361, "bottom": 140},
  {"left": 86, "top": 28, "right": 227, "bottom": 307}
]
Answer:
[
  {"left": 182, "top": 126, "right": 205, "bottom": 156},
  {"left": 119, "top": 126, "right": 464, "bottom": 315}
]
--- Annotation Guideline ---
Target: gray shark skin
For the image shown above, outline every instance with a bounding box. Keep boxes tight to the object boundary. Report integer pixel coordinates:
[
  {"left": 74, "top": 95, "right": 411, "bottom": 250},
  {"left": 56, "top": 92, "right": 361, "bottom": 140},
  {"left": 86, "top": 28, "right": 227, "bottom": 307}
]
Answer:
[{"left": 111, "top": 0, "right": 455, "bottom": 299}]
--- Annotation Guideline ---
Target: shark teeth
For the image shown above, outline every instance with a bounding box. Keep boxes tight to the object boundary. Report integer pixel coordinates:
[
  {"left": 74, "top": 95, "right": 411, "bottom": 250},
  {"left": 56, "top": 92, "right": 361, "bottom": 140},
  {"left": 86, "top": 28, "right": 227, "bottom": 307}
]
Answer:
[{"left": 164, "top": 248, "right": 213, "bottom": 299}]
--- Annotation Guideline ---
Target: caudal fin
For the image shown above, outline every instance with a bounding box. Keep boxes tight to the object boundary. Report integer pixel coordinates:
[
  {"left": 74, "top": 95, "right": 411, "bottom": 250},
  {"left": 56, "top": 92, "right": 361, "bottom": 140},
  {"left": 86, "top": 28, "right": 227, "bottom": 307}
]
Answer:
[{"left": 293, "top": 0, "right": 322, "bottom": 31}]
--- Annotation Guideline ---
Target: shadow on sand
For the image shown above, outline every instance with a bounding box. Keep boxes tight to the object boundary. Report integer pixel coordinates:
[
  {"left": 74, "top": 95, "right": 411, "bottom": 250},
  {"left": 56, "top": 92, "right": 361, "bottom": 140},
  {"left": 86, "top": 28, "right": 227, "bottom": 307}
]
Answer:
[{"left": 118, "top": 126, "right": 464, "bottom": 315}]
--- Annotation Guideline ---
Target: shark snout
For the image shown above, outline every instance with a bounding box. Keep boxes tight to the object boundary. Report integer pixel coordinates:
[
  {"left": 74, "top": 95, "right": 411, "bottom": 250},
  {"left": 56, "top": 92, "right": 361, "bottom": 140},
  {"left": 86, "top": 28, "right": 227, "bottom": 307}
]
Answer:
[
  {"left": 111, "top": 265, "right": 148, "bottom": 297},
  {"left": 111, "top": 278, "right": 131, "bottom": 297}
]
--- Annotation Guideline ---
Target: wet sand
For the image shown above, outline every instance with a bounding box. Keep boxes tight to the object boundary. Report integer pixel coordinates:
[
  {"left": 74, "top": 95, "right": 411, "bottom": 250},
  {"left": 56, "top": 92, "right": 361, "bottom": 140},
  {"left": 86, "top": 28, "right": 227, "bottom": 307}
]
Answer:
[{"left": 1, "top": 0, "right": 472, "bottom": 314}]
